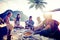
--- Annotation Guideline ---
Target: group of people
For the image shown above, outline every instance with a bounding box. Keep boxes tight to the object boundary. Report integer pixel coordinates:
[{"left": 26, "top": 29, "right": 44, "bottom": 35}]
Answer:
[
  {"left": 14, "top": 13, "right": 60, "bottom": 39},
  {"left": 0, "top": 10, "right": 60, "bottom": 40},
  {"left": 34, "top": 14, "right": 60, "bottom": 39}
]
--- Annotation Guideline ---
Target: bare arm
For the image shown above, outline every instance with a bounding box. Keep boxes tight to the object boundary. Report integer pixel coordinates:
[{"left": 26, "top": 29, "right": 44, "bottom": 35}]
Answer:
[
  {"left": 34, "top": 21, "right": 51, "bottom": 31},
  {"left": 6, "top": 17, "right": 13, "bottom": 30},
  {"left": 42, "top": 24, "right": 51, "bottom": 30},
  {"left": 34, "top": 22, "right": 44, "bottom": 31},
  {"left": 5, "top": 17, "right": 10, "bottom": 24}
]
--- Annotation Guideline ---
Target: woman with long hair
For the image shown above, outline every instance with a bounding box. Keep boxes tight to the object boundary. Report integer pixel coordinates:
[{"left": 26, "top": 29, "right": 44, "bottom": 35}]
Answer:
[
  {"left": 0, "top": 10, "right": 13, "bottom": 40},
  {"left": 14, "top": 14, "right": 21, "bottom": 27}
]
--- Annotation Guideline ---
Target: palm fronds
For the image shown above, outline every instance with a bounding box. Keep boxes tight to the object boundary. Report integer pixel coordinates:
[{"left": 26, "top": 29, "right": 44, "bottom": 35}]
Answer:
[{"left": 28, "top": 0, "right": 47, "bottom": 9}]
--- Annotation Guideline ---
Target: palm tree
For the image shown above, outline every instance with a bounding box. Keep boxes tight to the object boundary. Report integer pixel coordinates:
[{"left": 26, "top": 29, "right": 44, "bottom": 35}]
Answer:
[{"left": 28, "top": 0, "right": 47, "bottom": 10}]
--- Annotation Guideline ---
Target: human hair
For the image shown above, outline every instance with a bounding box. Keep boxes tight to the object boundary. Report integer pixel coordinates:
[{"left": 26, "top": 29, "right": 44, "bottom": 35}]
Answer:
[
  {"left": 16, "top": 14, "right": 20, "bottom": 21},
  {"left": 7, "top": 11, "right": 12, "bottom": 16},
  {"left": 29, "top": 16, "right": 32, "bottom": 19},
  {"left": 0, "top": 10, "right": 13, "bottom": 24},
  {"left": 17, "top": 14, "right": 20, "bottom": 17}
]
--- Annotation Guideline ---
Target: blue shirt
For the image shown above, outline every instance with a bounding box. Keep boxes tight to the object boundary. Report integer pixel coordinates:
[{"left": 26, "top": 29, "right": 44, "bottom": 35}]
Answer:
[{"left": 25, "top": 20, "right": 34, "bottom": 27}]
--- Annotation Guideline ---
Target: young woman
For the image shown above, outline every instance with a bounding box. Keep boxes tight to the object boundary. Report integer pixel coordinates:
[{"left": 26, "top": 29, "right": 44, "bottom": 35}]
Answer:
[
  {"left": 0, "top": 11, "right": 13, "bottom": 40},
  {"left": 14, "top": 14, "right": 21, "bottom": 27},
  {"left": 4, "top": 11, "right": 13, "bottom": 40}
]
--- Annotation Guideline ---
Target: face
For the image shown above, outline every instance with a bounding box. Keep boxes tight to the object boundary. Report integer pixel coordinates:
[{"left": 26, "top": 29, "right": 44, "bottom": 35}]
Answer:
[
  {"left": 29, "top": 18, "right": 32, "bottom": 20},
  {"left": 8, "top": 13, "right": 12, "bottom": 17},
  {"left": 37, "top": 17, "right": 40, "bottom": 21},
  {"left": 18, "top": 14, "right": 21, "bottom": 18}
]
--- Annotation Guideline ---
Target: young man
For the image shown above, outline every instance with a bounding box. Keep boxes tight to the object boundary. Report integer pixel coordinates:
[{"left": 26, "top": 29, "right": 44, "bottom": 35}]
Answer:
[{"left": 25, "top": 16, "right": 34, "bottom": 30}]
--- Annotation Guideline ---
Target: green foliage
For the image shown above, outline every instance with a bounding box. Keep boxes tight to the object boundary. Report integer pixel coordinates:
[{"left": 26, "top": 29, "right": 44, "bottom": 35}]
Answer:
[
  {"left": 28, "top": 0, "right": 47, "bottom": 10},
  {"left": 29, "top": 4, "right": 35, "bottom": 8},
  {"left": 10, "top": 11, "right": 28, "bottom": 22},
  {"left": 28, "top": 0, "right": 35, "bottom": 3}
]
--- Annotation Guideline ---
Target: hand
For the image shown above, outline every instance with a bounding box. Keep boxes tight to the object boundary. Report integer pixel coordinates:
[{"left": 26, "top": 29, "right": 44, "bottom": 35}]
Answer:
[{"left": 7, "top": 24, "right": 13, "bottom": 30}]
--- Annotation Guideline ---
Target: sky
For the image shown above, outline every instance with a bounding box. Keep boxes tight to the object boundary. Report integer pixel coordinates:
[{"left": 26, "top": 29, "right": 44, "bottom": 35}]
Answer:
[
  {"left": 0, "top": 0, "right": 60, "bottom": 28},
  {"left": 0, "top": 0, "right": 60, "bottom": 19}
]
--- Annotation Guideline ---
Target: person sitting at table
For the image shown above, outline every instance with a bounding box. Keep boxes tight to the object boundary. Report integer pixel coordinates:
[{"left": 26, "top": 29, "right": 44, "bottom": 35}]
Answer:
[
  {"left": 36, "top": 17, "right": 41, "bottom": 25},
  {"left": 34, "top": 17, "right": 42, "bottom": 32},
  {"left": 25, "top": 16, "right": 34, "bottom": 30},
  {"left": 14, "top": 14, "right": 24, "bottom": 29},
  {"left": 34, "top": 13, "right": 60, "bottom": 39}
]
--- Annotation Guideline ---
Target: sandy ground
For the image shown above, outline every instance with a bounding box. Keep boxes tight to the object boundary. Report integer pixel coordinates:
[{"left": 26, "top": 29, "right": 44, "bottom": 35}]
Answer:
[{"left": 1, "top": 21, "right": 55, "bottom": 40}]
